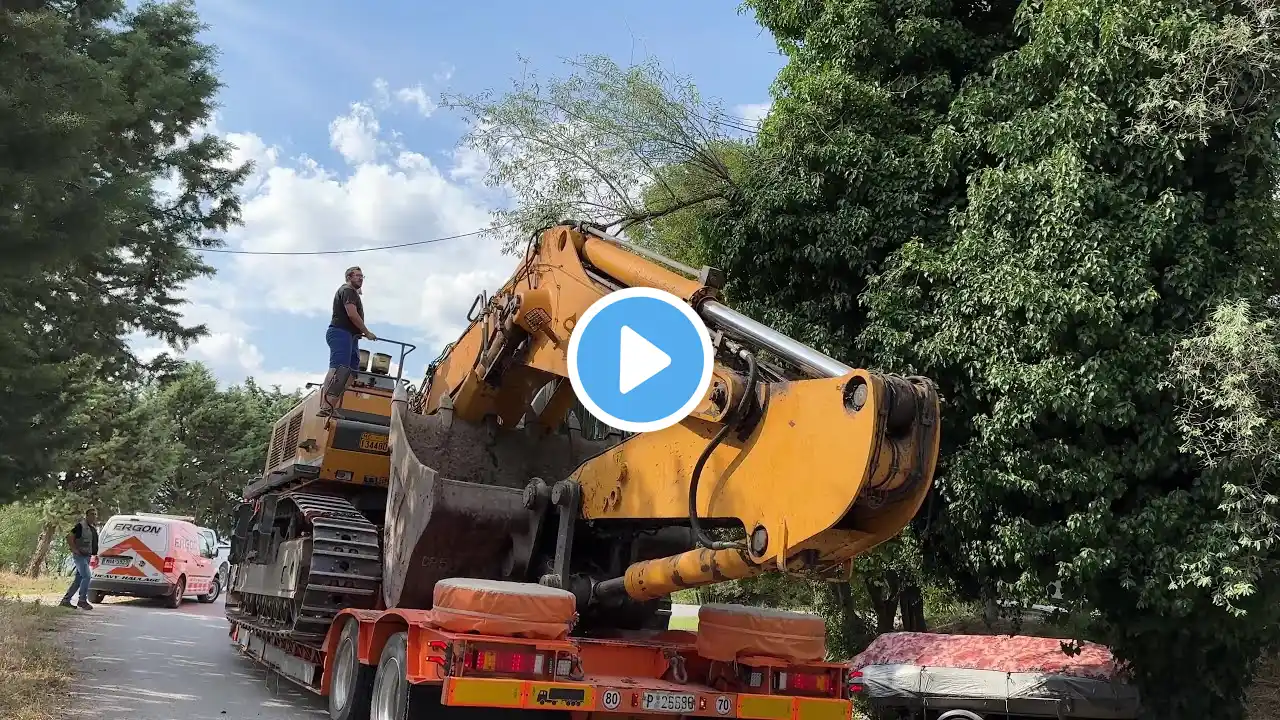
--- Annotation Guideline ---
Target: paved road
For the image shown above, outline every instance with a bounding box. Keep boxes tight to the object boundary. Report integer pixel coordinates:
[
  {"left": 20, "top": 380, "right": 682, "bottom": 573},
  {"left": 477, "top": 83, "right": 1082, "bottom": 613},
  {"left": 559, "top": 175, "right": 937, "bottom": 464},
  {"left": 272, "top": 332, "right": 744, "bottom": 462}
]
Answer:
[{"left": 66, "top": 597, "right": 328, "bottom": 720}]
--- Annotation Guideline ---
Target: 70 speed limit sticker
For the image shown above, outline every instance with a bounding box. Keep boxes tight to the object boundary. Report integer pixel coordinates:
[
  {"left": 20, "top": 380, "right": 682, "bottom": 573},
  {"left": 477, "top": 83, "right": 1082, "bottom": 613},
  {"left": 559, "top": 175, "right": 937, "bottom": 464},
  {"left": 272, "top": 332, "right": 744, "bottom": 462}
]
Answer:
[{"left": 714, "top": 695, "right": 732, "bottom": 715}]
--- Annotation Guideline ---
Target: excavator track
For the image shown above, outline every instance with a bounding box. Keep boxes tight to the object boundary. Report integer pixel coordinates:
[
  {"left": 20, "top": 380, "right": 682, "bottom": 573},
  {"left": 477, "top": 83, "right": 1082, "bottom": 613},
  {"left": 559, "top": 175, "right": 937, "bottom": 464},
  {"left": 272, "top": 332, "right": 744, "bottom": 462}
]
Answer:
[{"left": 227, "top": 492, "right": 382, "bottom": 646}]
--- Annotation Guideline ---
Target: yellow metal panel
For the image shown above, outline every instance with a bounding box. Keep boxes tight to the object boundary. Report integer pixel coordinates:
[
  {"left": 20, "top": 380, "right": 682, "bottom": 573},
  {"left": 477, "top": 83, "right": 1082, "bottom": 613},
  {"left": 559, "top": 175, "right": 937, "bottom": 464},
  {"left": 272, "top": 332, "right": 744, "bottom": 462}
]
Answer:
[
  {"left": 736, "top": 695, "right": 792, "bottom": 720},
  {"left": 795, "top": 698, "right": 851, "bottom": 720},
  {"left": 527, "top": 682, "right": 594, "bottom": 710},
  {"left": 445, "top": 678, "right": 524, "bottom": 708}
]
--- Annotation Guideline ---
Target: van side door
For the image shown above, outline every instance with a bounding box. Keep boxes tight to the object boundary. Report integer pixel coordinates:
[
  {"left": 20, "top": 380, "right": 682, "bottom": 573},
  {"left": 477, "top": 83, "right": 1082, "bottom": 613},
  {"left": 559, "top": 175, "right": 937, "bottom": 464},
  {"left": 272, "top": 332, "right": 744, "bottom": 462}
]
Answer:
[{"left": 196, "top": 531, "right": 216, "bottom": 581}]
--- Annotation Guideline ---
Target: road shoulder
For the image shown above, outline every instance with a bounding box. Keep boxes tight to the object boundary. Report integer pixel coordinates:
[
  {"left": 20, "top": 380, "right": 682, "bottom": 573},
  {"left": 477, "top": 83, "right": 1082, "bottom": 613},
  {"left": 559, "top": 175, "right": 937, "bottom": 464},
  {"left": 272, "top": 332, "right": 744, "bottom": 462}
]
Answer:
[{"left": 0, "top": 597, "right": 82, "bottom": 720}]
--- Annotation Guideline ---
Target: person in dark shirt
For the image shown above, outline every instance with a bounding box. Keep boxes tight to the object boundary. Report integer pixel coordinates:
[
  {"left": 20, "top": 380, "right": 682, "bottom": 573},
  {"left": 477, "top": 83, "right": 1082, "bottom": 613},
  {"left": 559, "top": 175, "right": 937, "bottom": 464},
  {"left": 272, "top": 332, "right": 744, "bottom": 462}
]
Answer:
[
  {"left": 320, "top": 266, "right": 377, "bottom": 416},
  {"left": 59, "top": 508, "right": 98, "bottom": 610}
]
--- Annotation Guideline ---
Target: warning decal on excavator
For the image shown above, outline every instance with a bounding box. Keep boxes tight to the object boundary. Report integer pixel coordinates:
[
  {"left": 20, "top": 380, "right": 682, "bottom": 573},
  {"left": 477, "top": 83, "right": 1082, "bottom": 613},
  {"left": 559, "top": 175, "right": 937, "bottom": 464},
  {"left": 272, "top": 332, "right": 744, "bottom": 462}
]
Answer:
[{"left": 358, "top": 432, "right": 388, "bottom": 452}]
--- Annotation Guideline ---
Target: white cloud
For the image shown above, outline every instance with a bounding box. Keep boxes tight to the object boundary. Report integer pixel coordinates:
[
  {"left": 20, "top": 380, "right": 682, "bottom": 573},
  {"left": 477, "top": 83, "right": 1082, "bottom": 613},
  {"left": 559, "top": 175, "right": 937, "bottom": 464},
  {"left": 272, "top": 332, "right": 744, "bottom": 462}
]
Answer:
[
  {"left": 371, "top": 77, "right": 438, "bottom": 118},
  {"left": 328, "top": 102, "right": 383, "bottom": 165},
  {"left": 734, "top": 102, "right": 772, "bottom": 126},
  {"left": 137, "top": 80, "right": 516, "bottom": 390},
  {"left": 395, "top": 85, "right": 437, "bottom": 117},
  {"left": 433, "top": 65, "right": 456, "bottom": 85}
]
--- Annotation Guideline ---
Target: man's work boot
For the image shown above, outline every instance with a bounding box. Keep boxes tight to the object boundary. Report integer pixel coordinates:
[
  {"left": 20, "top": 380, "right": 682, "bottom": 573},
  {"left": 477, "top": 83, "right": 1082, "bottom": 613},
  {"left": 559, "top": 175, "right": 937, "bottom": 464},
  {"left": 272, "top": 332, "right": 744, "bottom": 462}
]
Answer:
[
  {"left": 77, "top": 600, "right": 93, "bottom": 610},
  {"left": 58, "top": 599, "right": 74, "bottom": 609}
]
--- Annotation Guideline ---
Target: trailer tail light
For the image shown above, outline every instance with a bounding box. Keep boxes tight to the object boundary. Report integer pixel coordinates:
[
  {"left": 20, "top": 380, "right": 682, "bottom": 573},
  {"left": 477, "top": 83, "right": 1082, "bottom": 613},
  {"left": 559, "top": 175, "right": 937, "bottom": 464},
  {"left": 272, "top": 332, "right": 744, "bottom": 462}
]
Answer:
[
  {"left": 461, "top": 645, "right": 547, "bottom": 678},
  {"left": 89, "top": 556, "right": 99, "bottom": 569},
  {"left": 848, "top": 669, "right": 865, "bottom": 694},
  {"left": 162, "top": 557, "right": 175, "bottom": 573},
  {"left": 774, "top": 669, "right": 841, "bottom": 698},
  {"left": 426, "top": 641, "right": 448, "bottom": 667}
]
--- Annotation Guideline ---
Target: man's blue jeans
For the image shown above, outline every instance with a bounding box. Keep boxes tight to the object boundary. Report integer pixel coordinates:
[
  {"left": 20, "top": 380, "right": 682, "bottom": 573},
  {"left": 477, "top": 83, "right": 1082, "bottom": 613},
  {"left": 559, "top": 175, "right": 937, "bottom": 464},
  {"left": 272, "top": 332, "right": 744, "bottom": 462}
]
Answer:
[{"left": 62, "top": 554, "right": 91, "bottom": 604}]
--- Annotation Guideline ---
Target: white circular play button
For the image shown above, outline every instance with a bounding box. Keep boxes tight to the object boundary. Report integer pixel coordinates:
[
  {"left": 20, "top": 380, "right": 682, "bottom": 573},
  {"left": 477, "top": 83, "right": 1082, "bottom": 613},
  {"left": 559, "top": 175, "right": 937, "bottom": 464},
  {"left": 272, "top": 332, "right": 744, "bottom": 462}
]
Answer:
[{"left": 567, "top": 287, "right": 715, "bottom": 433}]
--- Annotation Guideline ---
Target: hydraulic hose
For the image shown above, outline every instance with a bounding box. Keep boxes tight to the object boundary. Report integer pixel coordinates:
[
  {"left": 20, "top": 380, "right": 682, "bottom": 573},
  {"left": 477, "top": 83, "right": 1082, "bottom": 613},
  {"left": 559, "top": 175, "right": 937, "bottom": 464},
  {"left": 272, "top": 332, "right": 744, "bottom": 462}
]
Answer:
[{"left": 689, "top": 350, "right": 759, "bottom": 551}]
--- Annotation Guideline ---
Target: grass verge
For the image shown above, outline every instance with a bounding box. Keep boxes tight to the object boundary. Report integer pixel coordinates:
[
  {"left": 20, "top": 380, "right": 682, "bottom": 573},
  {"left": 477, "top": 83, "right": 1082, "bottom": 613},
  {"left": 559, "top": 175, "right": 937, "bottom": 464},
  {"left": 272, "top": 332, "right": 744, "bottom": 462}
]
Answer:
[
  {"left": 0, "top": 598, "right": 75, "bottom": 720},
  {"left": 0, "top": 571, "right": 69, "bottom": 599}
]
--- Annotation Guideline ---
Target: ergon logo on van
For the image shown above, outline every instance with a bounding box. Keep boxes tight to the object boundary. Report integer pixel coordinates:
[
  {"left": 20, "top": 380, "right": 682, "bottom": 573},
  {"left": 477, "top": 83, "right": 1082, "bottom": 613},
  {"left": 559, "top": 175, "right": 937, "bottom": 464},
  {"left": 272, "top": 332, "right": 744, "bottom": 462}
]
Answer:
[{"left": 112, "top": 522, "right": 163, "bottom": 534}]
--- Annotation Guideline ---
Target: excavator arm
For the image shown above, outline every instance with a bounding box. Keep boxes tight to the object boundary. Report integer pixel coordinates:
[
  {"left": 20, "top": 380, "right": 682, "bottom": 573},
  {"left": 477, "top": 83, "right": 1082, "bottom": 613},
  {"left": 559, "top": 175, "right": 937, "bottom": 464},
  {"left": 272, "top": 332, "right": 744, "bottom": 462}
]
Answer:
[{"left": 411, "top": 223, "right": 940, "bottom": 607}]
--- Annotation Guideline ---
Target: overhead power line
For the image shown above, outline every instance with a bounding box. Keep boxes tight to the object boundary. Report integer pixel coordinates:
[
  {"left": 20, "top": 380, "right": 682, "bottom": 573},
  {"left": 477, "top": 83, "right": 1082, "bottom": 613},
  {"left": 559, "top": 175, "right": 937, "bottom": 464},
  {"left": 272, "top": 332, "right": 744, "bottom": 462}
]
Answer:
[{"left": 197, "top": 227, "right": 497, "bottom": 256}]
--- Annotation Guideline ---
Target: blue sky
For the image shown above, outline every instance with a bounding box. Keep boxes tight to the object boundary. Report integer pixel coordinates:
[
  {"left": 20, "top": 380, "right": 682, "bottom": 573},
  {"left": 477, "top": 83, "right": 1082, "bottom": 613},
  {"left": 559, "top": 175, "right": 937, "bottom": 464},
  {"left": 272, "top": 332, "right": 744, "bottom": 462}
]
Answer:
[{"left": 139, "top": 0, "right": 785, "bottom": 391}]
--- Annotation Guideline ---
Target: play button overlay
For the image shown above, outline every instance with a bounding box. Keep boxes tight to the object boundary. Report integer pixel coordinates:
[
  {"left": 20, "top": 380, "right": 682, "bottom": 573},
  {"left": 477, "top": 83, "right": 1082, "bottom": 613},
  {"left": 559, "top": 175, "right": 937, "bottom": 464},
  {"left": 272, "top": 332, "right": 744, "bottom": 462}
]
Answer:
[
  {"left": 568, "top": 287, "right": 714, "bottom": 433},
  {"left": 619, "top": 326, "right": 671, "bottom": 394}
]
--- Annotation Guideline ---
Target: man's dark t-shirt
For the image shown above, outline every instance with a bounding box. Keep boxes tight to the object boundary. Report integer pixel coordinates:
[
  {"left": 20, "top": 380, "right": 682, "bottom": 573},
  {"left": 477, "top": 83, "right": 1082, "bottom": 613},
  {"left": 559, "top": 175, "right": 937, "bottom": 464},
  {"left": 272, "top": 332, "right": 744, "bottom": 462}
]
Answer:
[
  {"left": 330, "top": 284, "right": 364, "bottom": 334},
  {"left": 71, "top": 521, "right": 98, "bottom": 555}
]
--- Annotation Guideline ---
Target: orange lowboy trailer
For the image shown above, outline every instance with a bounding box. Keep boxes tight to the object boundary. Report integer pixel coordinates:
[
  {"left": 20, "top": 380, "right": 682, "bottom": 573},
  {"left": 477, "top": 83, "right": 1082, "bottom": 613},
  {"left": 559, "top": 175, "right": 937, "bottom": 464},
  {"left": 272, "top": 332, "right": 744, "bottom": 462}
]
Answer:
[{"left": 230, "top": 579, "right": 856, "bottom": 720}]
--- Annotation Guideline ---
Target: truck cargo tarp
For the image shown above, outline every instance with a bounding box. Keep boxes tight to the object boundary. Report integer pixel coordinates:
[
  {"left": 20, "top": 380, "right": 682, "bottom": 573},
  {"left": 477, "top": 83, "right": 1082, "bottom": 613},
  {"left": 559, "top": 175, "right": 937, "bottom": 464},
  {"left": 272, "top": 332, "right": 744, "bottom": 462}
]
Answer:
[{"left": 850, "top": 632, "right": 1141, "bottom": 719}]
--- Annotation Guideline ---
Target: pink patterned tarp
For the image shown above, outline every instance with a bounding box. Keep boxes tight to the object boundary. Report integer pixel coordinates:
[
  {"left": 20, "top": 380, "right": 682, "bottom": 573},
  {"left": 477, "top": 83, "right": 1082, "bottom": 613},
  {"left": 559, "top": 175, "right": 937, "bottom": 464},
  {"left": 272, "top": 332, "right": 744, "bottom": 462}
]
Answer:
[{"left": 849, "top": 632, "right": 1124, "bottom": 680}]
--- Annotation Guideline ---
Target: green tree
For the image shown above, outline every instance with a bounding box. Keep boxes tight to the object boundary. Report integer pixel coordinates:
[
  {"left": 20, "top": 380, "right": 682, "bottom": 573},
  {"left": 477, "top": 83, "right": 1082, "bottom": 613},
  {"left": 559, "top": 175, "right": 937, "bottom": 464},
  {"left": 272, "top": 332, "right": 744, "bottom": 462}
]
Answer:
[
  {"left": 1167, "top": 299, "right": 1280, "bottom": 615},
  {"left": 0, "top": 0, "right": 249, "bottom": 501},
  {"left": 155, "top": 363, "right": 300, "bottom": 533},
  {"left": 24, "top": 378, "right": 180, "bottom": 576},
  {"left": 715, "top": 0, "right": 1280, "bottom": 713},
  {"left": 710, "top": 0, "right": 1022, "bottom": 656},
  {"left": 444, "top": 54, "right": 748, "bottom": 255},
  {"left": 714, "top": 0, "right": 1020, "bottom": 359},
  {"left": 855, "top": 2, "right": 1280, "bottom": 717},
  {"left": 0, "top": 503, "right": 47, "bottom": 573}
]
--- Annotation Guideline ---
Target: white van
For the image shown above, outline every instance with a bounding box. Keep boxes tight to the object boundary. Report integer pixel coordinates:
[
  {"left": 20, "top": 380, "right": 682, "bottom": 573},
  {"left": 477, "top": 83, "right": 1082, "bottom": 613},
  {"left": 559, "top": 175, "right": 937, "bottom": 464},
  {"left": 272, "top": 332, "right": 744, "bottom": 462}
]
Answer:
[{"left": 89, "top": 512, "right": 222, "bottom": 608}]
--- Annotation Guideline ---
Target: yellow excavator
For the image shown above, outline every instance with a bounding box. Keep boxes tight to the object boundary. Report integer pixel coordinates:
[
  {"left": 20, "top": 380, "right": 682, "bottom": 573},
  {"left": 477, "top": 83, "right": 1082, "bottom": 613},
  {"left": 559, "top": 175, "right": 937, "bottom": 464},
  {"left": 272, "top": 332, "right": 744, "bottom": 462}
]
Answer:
[{"left": 225, "top": 222, "right": 940, "bottom": 643}]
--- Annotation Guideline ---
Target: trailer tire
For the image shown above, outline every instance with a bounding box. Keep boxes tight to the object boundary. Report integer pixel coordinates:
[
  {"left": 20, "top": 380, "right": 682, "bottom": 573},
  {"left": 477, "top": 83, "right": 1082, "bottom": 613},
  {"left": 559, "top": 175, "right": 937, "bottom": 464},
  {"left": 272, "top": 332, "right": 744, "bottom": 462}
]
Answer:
[
  {"left": 329, "top": 618, "right": 374, "bottom": 720},
  {"left": 371, "top": 631, "right": 411, "bottom": 720}
]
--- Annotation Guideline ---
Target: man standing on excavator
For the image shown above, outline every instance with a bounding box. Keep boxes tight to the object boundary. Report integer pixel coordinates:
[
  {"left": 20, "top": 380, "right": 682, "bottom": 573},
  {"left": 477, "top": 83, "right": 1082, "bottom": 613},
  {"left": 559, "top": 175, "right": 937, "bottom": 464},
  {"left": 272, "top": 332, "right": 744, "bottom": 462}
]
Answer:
[{"left": 320, "top": 266, "right": 376, "bottom": 417}]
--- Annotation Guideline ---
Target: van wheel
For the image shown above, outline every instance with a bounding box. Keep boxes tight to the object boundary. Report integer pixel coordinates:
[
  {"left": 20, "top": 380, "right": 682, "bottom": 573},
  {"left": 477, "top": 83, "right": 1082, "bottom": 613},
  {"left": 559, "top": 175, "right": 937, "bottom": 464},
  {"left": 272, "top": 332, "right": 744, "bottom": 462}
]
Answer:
[
  {"left": 165, "top": 576, "right": 186, "bottom": 609},
  {"left": 88, "top": 590, "right": 105, "bottom": 604},
  {"left": 197, "top": 574, "right": 221, "bottom": 603},
  {"left": 329, "top": 618, "right": 374, "bottom": 720}
]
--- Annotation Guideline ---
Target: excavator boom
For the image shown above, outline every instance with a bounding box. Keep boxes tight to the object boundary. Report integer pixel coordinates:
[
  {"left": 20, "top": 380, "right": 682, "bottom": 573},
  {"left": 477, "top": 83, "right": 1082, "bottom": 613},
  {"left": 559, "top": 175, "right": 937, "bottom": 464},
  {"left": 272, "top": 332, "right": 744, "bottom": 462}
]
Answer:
[{"left": 411, "top": 223, "right": 940, "bottom": 604}]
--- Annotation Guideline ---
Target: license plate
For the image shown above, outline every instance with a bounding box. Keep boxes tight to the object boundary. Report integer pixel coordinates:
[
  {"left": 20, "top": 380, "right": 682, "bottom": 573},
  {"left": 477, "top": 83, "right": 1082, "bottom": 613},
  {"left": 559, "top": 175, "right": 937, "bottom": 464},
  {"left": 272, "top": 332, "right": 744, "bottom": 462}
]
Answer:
[
  {"left": 358, "top": 432, "right": 388, "bottom": 452},
  {"left": 641, "top": 692, "right": 696, "bottom": 714},
  {"left": 100, "top": 555, "right": 131, "bottom": 567}
]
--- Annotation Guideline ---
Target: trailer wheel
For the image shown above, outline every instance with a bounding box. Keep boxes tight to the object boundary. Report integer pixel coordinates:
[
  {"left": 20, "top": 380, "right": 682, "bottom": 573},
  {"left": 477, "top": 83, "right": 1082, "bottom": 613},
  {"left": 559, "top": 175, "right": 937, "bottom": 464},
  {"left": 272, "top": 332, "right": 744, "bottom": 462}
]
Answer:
[
  {"left": 329, "top": 618, "right": 374, "bottom": 720},
  {"left": 88, "top": 590, "right": 105, "bottom": 604},
  {"left": 371, "top": 631, "right": 410, "bottom": 720}
]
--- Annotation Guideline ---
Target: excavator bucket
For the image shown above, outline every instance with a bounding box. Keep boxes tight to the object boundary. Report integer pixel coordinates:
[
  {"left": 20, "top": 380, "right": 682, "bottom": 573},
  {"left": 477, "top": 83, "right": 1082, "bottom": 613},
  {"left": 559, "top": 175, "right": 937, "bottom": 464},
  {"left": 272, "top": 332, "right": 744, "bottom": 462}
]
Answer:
[{"left": 382, "top": 385, "right": 612, "bottom": 610}]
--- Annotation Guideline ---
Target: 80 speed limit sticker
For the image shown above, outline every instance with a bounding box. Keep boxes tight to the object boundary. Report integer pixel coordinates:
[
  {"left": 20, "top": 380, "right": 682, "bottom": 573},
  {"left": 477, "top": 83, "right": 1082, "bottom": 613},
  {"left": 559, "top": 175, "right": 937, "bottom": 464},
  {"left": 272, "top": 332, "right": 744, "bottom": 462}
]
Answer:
[{"left": 602, "top": 689, "right": 621, "bottom": 711}]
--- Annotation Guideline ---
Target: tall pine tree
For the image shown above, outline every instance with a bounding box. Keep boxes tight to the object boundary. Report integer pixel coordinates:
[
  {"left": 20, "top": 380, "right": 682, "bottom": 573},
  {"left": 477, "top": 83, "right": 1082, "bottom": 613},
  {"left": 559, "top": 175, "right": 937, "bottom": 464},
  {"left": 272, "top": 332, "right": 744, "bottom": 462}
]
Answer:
[{"left": 0, "top": 0, "right": 249, "bottom": 500}]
